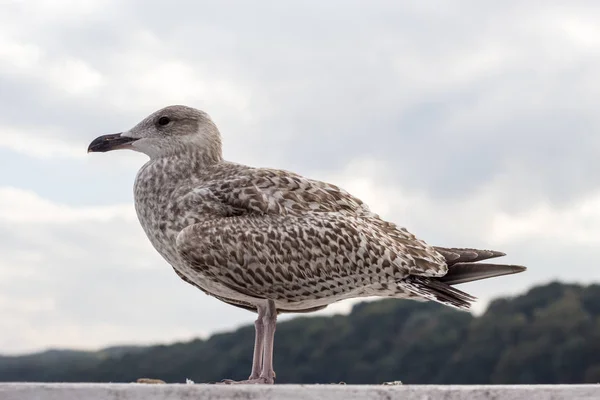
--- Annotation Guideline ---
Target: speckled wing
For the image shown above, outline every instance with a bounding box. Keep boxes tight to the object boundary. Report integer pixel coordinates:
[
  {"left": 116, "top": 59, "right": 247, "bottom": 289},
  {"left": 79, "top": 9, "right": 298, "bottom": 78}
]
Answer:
[
  {"left": 204, "top": 167, "right": 374, "bottom": 216},
  {"left": 172, "top": 256, "right": 328, "bottom": 314},
  {"left": 174, "top": 168, "right": 448, "bottom": 304}
]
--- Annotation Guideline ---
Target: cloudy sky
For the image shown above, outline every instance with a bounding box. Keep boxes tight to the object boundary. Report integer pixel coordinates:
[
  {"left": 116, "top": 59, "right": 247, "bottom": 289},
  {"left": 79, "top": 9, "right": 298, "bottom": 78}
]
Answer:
[{"left": 2, "top": 0, "right": 600, "bottom": 354}]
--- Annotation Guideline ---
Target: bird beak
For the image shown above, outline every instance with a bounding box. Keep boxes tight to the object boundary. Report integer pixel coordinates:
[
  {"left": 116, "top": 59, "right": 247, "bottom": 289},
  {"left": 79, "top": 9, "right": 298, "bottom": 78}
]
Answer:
[{"left": 87, "top": 133, "right": 138, "bottom": 153}]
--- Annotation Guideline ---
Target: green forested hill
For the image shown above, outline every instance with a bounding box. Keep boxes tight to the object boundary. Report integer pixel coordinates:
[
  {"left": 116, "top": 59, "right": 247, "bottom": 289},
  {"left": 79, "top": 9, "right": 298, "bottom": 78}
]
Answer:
[{"left": 2, "top": 282, "right": 600, "bottom": 384}]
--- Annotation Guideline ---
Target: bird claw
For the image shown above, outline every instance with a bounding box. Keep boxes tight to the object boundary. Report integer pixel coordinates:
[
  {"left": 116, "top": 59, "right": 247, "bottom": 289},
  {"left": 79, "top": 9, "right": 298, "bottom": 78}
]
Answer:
[{"left": 218, "top": 376, "right": 274, "bottom": 384}]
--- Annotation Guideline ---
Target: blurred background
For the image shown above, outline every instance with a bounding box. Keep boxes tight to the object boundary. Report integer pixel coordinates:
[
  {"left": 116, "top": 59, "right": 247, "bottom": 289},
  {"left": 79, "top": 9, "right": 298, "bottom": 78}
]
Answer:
[{"left": 1, "top": 0, "right": 600, "bottom": 384}]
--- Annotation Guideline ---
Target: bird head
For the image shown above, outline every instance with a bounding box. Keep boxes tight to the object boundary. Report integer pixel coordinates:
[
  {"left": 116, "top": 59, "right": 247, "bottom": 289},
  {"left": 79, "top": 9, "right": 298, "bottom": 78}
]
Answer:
[{"left": 87, "top": 105, "right": 222, "bottom": 161}]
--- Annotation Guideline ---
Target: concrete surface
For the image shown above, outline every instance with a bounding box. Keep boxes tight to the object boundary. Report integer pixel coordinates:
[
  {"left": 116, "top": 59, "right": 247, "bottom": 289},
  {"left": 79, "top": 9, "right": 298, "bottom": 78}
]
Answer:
[{"left": 1, "top": 383, "right": 599, "bottom": 400}]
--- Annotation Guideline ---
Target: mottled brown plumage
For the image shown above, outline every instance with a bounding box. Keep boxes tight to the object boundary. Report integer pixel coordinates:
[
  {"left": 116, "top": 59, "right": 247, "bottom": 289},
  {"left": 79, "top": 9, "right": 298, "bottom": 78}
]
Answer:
[{"left": 88, "top": 105, "right": 526, "bottom": 384}]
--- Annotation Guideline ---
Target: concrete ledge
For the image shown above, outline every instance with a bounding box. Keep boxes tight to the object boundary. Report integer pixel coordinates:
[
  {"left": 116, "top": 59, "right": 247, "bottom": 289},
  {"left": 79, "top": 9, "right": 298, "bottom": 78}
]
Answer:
[{"left": 1, "top": 383, "right": 600, "bottom": 400}]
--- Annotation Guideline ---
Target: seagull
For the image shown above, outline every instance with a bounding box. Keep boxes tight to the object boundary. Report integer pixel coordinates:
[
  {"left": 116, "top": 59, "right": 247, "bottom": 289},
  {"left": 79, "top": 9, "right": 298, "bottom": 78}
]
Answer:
[{"left": 88, "top": 105, "right": 526, "bottom": 384}]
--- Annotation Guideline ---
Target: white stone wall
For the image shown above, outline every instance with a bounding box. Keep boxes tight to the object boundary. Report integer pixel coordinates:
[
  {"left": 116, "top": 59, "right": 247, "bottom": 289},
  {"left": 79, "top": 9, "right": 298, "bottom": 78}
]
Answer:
[{"left": 1, "top": 383, "right": 600, "bottom": 400}]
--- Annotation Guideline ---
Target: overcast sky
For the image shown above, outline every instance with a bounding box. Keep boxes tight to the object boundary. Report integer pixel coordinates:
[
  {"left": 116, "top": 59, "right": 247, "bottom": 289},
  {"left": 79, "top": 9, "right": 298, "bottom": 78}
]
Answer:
[{"left": 2, "top": 0, "right": 600, "bottom": 354}]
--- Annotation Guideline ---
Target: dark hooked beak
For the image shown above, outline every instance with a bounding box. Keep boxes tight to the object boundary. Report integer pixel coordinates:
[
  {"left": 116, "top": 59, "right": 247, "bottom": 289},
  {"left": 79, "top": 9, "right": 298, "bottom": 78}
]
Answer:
[{"left": 87, "top": 133, "right": 138, "bottom": 153}]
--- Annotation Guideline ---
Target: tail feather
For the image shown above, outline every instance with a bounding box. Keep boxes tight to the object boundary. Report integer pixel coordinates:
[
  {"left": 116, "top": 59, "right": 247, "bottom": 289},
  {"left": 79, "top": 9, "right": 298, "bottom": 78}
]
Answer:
[
  {"left": 439, "top": 262, "right": 527, "bottom": 285},
  {"left": 434, "top": 246, "right": 506, "bottom": 265},
  {"left": 402, "top": 276, "right": 476, "bottom": 310},
  {"left": 401, "top": 247, "right": 526, "bottom": 310}
]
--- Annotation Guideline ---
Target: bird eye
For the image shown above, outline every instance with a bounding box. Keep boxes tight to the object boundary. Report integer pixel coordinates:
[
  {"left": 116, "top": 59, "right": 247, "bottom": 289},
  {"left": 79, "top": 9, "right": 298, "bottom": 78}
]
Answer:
[{"left": 158, "top": 116, "right": 170, "bottom": 126}]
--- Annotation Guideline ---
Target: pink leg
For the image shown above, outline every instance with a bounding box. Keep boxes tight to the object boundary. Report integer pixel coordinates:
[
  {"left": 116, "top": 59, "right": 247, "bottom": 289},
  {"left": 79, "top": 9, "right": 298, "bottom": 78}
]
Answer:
[
  {"left": 220, "top": 301, "right": 277, "bottom": 384},
  {"left": 258, "top": 300, "right": 277, "bottom": 383},
  {"left": 248, "top": 308, "right": 265, "bottom": 379}
]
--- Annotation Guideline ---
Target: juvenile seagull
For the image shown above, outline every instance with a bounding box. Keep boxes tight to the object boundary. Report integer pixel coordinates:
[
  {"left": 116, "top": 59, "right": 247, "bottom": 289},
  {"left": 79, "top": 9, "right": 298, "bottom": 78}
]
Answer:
[{"left": 88, "top": 105, "right": 526, "bottom": 384}]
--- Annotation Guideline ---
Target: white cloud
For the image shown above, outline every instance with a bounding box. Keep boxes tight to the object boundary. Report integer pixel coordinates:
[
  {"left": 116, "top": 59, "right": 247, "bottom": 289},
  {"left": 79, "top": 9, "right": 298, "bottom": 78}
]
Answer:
[
  {"left": 105, "top": 58, "right": 252, "bottom": 120},
  {"left": 0, "top": 36, "right": 42, "bottom": 69},
  {"left": 0, "top": 187, "right": 134, "bottom": 223},
  {"left": 48, "top": 58, "right": 105, "bottom": 96},
  {"left": 490, "top": 192, "right": 600, "bottom": 245},
  {"left": 0, "top": 127, "right": 86, "bottom": 159},
  {"left": 0, "top": 35, "right": 105, "bottom": 98}
]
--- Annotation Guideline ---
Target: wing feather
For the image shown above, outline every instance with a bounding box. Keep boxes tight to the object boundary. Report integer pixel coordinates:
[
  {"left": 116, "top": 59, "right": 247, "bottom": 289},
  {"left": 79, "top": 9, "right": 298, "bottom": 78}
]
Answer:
[{"left": 174, "top": 166, "right": 448, "bottom": 304}]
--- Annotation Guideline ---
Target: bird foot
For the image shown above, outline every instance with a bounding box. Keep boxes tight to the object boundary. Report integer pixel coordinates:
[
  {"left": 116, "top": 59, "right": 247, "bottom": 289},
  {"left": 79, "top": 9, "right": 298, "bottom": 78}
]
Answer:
[{"left": 219, "top": 376, "right": 274, "bottom": 385}]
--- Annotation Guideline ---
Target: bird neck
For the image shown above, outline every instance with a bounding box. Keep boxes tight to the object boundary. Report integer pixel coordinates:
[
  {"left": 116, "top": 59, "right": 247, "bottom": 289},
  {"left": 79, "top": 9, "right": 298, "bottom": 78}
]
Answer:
[{"left": 173, "top": 146, "right": 223, "bottom": 166}]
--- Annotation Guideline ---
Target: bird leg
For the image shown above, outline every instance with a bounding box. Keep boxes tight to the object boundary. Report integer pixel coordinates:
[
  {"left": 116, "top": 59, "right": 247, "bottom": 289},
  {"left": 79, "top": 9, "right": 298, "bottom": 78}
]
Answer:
[
  {"left": 258, "top": 299, "right": 277, "bottom": 383},
  {"left": 248, "top": 307, "right": 266, "bottom": 379},
  {"left": 220, "top": 300, "right": 277, "bottom": 384}
]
